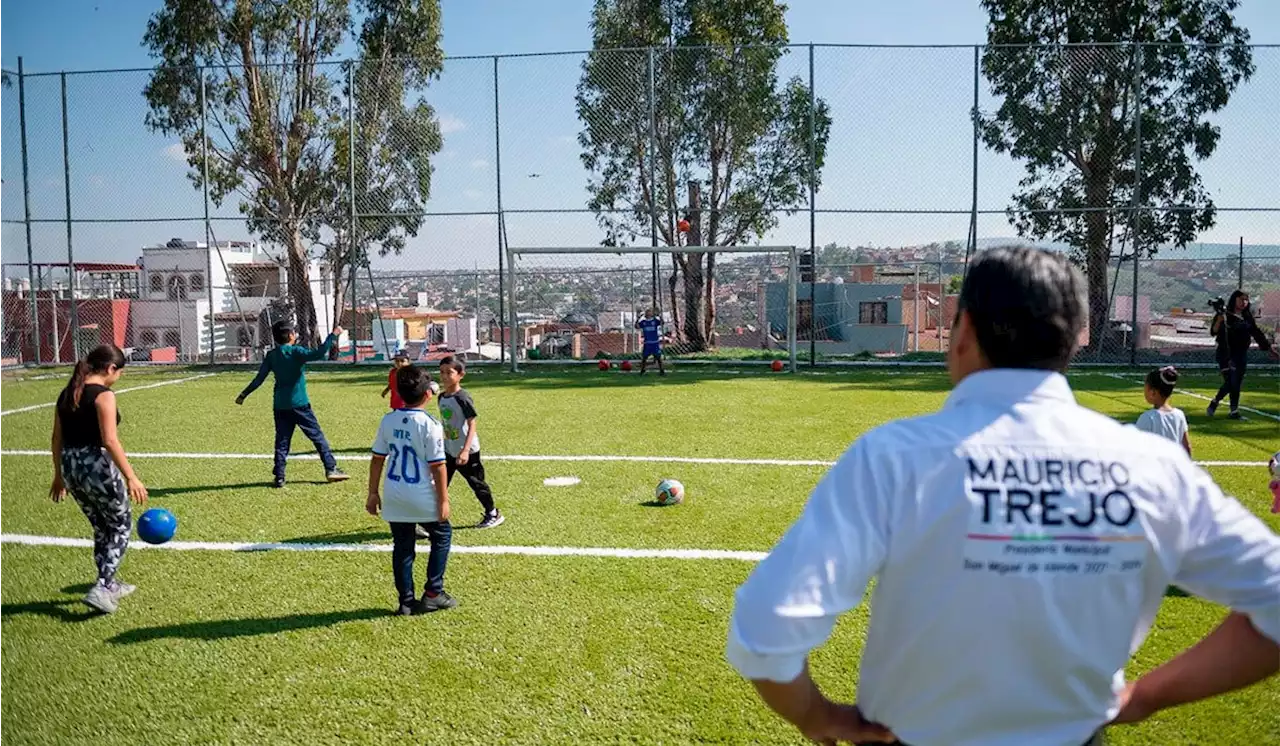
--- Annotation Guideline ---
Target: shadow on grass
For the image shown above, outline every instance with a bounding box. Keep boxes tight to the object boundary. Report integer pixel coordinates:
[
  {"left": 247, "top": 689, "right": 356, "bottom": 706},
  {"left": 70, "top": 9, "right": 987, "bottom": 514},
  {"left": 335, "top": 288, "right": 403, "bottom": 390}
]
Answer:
[
  {"left": 1165, "top": 585, "right": 1191, "bottom": 598},
  {"left": 148, "top": 481, "right": 278, "bottom": 498},
  {"left": 282, "top": 529, "right": 386, "bottom": 545},
  {"left": 1, "top": 599, "right": 99, "bottom": 623},
  {"left": 107, "top": 607, "right": 388, "bottom": 645},
  {"left": 639, "top": 500, "right": 679, "bottom": 508}
]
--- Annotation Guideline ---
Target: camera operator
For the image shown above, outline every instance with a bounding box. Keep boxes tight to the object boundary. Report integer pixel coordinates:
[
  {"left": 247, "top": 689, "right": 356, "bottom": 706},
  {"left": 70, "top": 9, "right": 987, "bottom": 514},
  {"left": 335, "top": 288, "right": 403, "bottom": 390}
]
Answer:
[{"left": 1207, "top": 290, "right": 1278, "bottom": 419}]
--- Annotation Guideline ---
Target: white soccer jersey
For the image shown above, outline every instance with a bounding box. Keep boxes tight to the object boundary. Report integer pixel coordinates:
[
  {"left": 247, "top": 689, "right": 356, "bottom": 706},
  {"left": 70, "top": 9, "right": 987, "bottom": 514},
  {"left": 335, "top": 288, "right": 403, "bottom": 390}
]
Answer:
[
  {"left": 371, "top": 408, "right": 447, "bottom": 523},
  {"left": 1135, "top": 407, "right": 1188, "bottom": 446},
  {"left": 726, "top": 369, "right": 1280, "bottom": 746}
]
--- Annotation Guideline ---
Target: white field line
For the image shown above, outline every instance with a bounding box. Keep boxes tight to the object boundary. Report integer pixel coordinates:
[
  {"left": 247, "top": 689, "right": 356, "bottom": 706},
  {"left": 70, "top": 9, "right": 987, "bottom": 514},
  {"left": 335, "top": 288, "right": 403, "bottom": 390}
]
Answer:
[
  {"left": 1101, "top": 372, "right": 1280, "bottom": 423},
  {"left": 0, "top": 373, "right": 219, "bottom": 417},
  {"left": 0, "top": 449, "right": 1266, "bottom": 468},
  {"left": 0, "top": 533, "right": 767, "bottom": 562}
]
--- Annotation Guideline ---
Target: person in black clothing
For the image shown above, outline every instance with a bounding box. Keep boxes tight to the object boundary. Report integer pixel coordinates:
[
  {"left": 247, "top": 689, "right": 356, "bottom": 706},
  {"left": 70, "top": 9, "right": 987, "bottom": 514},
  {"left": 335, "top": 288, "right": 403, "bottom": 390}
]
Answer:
[
  {"left": 1207, "top": 290, "right": 1278, "bottom": 419},
  {"left": 49, "top": 344, "right": 149, "bottom": 614}
]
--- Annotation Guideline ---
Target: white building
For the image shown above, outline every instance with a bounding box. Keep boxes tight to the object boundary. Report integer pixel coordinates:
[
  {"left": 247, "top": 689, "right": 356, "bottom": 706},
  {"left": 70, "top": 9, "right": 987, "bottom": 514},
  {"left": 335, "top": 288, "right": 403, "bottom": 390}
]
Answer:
[{"left": 131, "top": 238, "right": 333, "bottom": 361}]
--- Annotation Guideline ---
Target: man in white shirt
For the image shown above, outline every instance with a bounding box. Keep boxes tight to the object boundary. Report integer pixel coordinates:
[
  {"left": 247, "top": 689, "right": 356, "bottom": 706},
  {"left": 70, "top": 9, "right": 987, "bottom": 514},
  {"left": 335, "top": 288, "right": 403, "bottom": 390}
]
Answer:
[{"left": 726, "top": 246, "right": 1280, "bottom": 746}]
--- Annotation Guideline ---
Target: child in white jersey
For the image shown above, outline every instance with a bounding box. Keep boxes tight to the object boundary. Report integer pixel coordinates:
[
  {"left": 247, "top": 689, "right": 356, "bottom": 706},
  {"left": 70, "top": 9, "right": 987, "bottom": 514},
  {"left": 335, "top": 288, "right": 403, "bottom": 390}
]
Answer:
[{"left": 1135, "top": 365, "right": 1191, "bottom": 456}]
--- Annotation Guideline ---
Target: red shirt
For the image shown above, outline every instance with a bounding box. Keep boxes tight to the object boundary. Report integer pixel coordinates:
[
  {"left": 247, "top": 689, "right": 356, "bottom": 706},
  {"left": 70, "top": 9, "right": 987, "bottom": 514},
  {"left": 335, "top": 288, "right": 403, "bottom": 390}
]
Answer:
[{"left": 388, "top": 368, "right": 405, "bottom": 409}]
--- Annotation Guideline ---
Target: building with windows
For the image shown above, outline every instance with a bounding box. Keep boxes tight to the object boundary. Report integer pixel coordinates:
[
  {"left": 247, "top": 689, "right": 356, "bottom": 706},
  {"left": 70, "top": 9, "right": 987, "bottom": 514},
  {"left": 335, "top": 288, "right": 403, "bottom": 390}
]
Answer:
[{"left": 766, "top": 281, "right": 908, "bottom": 355}]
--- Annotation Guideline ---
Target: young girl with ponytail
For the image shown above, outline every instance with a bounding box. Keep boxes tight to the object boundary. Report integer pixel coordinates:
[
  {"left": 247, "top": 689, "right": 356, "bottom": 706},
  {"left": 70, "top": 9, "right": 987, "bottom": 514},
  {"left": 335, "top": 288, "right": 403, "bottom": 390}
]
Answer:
[{"left": 49, "top": 344, "right": 148, "bottom": 613}]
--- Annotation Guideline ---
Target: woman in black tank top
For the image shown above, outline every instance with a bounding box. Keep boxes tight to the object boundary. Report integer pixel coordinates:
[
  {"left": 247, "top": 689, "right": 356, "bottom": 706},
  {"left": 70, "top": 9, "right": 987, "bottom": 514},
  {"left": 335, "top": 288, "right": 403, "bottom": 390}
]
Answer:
[{"left": 50, "top": 344, "right": 149, "bottom": 614}]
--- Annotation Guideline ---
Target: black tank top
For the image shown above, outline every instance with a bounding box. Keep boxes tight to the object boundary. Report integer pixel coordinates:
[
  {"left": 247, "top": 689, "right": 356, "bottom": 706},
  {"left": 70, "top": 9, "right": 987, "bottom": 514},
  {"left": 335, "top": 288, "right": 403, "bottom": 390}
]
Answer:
[{"left": 56, "top": 383, "right": 122, "bottom": 448}]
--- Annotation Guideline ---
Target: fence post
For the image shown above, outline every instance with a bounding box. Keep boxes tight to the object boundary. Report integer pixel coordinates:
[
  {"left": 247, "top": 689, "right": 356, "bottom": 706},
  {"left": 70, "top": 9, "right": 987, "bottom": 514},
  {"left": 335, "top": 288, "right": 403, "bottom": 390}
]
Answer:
[
  {"left": 1129, "top": 43, "right": 1143, "bottom": 366},
  {"left": 347, "top": 61, "right": 359, "bottom": 364},
  {"left": 200, "top": 72, "right": 216, "bottom": 364},
  {"left": 1238, "top": 236, "right": 1244, "bottom": 289},
  {"left": 965, "top": 45, "right": 979, "bottom": 280},
  {"left": 648, "top": 47, "right": 660, "bottom": 309},
  {"left": 808, "top": 43, "right": 817, "bottom": 368},
  {"left": 494, "top": 55, "right": 505, "bottom": 367},
  {"left": 60, "top": 72, "right": 78, "bottom": 363},
  {"left": 17, "top": 57, "right": 40, "bottom": 364}
]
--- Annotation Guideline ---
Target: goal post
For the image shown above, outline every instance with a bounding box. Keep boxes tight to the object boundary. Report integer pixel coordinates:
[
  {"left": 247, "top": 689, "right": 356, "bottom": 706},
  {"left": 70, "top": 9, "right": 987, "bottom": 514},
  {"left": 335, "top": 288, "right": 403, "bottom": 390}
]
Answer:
[{"left": 505, "top": 245, "right": 798, "bottom": 373}]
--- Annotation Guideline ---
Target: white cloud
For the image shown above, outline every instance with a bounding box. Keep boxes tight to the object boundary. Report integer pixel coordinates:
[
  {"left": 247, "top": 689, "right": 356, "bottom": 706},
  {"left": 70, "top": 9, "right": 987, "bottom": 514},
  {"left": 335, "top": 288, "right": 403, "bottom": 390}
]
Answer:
[
  {"left": 462, "top": 189, "right": 484, "bottom": 200},
  {"left": 469, "top": 158, "right": 489, "bottom": 170},
  {"left": 163, "top": 142, "right": 189, "bottom": 163},
  {"left": 438, "top": 115, "right": 466, "bottom": 134}
]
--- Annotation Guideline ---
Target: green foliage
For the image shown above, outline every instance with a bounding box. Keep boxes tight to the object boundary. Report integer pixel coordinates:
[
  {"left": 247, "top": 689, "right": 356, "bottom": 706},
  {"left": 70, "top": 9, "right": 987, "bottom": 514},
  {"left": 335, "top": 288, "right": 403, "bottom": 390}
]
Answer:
[
  {"left": 978, "top": 0, "right": 1253, "bottom": 346},
  {"left": 576, "top": 0, "right": 831, "bottom": 349},
  {"left": 141, "top": 0, "right": 443, "bottom": 345}
]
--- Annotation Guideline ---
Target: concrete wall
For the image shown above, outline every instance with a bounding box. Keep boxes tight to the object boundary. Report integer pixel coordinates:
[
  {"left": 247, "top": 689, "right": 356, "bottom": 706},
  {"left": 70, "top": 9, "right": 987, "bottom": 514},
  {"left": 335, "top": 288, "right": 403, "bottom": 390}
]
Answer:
[{"left": 766, "top": 282, "right": 906, "bottom": 353}]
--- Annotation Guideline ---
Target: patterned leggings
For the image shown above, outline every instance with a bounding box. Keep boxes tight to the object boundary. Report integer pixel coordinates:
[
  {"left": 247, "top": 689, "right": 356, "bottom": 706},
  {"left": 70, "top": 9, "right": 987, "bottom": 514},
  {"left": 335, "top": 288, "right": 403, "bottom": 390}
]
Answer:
[{"left": 61, "top": 446, "right": 131, "bottom": 586}]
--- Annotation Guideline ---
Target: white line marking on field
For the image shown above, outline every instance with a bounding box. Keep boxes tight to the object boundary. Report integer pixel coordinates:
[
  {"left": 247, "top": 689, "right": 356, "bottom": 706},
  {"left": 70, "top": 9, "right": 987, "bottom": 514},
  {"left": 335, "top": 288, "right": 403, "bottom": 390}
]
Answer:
[
  {"left": 1102, "top": 372, "right": 1279, "bottom": 422},
  {"left": 0, "top": 449, "right": 1266, "bottom": 467},
  {"left": 0, "top": 533, "right": 767, "bottom": 562},
  {"left": 0, "top": 373, "right": 218, "bottom": 417}
]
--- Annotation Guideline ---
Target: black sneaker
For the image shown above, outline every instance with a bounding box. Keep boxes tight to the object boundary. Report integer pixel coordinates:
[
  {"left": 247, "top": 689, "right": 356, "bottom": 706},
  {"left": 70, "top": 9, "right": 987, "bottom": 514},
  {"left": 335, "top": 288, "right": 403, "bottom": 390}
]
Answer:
[
  {"left": 272, "top": 477, "right": 286, "bottom": 489},
  {"left": 326, "top": 469, "right": 350, "bottom": 483},
  {"left": 476, "top": 510, "right": 505, "bottom": 529},
  {"left": 1227, "top": 410, "right": 1242, "bottom": 420},
  {"left": 1206, "top": 400, "right": 1218, "bottom": 417},
  {"left": 415, "top": 592, "right": 458, "bottom": 613},
  {"left": 394, "top": 602, "right": 416, "bottom": 616}
]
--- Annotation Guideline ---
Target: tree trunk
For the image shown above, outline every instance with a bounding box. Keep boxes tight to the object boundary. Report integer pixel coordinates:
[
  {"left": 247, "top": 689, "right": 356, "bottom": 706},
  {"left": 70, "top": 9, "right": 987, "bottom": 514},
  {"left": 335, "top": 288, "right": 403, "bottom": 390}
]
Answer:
[
  {"left": 329, "top": 248, "right": 347, "bottom": 360},
  {"left": 704, "top": 251, "right": 717, "bottom": 348},
  {"left": 668, "top": 255, "right": 683, "bottom": 344},
  {"left": 285, "top": 221, "right": 320, "bottom": 347},
  {"left": 681, "top": 181, "right": 708, "bottom": 350}
]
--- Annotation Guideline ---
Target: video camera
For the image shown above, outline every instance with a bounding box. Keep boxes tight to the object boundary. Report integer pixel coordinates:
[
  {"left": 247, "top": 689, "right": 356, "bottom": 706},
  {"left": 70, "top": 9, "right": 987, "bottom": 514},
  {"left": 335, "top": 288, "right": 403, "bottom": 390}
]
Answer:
[{"left": 1208, "top": 296, "right": 1226, "bottom": 314}]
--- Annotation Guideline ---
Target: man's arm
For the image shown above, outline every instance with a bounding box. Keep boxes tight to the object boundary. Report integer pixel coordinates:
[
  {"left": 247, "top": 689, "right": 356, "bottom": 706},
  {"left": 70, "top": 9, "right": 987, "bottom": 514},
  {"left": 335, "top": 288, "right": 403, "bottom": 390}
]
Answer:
[
  {"left": 237, "top": 356, "right": 271, "bottom": 403},
  {"left": 726, "top": 442, "right": 891, "bottom": 738},
  {"left": 296, "top": 332, "right": 339, "bottom": 363},
  {"left": 1246, "top": 317, "right": 1272, "bottom": 352}
]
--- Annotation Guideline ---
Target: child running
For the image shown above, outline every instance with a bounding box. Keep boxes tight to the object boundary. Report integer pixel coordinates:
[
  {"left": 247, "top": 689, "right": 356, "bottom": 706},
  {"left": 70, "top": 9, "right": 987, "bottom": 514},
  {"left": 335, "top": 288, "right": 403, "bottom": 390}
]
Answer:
[
  {"left": 437, "top": 355, "right": 504, "bottom": 528},
  {"left": 635, "top": 307, "right": 666, "bottom": 375},
  {"left": 236, "top": 320, "right": 349, "bottom": 488},
  {"left": 367, "top": 365, "right": 458, "bottom": 615},
  {"left": 1135, "top": 365, "right": 1192, "bottom": 456},
  {"left": 49, "top": 345, "right": 149, "bottom": 613},
  {"left": 381, "top": 352, "right": 412, "bottom": 410}
]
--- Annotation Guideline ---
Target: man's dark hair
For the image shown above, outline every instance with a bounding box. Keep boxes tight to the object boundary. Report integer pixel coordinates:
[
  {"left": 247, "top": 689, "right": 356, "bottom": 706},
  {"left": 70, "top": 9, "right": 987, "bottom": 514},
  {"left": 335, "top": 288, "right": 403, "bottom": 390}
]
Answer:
[
  {"left": 271, "top": 321, "right": 295, "bottom": 345},
  {"left": 395, "top": 365, "right": 435, "bottom": 407},
  {"left": 956, "top": 246, "right": 1086, "bottom": 371},
  {"left": 438, "top": 354, "right": 465, "bottom": 374}
]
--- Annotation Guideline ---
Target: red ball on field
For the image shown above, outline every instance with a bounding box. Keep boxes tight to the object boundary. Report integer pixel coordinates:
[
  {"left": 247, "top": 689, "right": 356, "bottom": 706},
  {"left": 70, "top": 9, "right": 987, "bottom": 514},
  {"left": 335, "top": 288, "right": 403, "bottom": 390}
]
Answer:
[
  {"left": 621, "top": 360, "right": 633, "bottom": 372},
  {"left": 771, "top": 359, "right": 784, "bottom": 372},
  {"left": 677, "top": 219, "right": 690, "bottom": 233},
  {"left": 598, "top": 359, "right": 610, "bottom": 371}
]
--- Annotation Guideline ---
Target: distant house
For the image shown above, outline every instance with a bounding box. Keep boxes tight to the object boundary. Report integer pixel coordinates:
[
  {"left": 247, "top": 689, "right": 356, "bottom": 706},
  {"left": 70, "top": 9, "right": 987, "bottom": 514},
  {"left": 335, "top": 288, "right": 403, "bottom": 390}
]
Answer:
[{"left": 766, "top": 282, "right": 908, "bottom": 355}]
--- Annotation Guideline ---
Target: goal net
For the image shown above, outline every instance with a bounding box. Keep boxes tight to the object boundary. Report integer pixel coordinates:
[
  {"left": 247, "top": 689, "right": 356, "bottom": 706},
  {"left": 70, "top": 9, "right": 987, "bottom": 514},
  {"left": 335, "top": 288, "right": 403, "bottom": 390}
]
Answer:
[{"left": 505, "top": 245, "right": 798, "bottom": 372}]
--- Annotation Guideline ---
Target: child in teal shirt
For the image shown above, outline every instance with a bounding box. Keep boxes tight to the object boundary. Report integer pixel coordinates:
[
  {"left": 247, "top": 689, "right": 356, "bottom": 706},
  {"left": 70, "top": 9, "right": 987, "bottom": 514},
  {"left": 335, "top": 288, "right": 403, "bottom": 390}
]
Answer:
[{"left": 236, "top": 320, "right": 349, "bottom": 488}]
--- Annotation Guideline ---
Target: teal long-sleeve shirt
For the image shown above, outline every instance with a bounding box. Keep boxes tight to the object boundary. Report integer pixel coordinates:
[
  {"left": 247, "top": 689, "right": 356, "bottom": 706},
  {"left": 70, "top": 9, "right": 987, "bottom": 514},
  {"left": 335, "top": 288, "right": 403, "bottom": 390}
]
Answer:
[{"left": 239, "top": 334, "right": 337, "bottom": 410}]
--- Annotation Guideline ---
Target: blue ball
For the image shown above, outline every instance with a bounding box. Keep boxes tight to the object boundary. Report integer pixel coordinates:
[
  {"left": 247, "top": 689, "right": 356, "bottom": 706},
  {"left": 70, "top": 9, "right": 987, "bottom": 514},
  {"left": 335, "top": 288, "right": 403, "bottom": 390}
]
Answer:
[{"left": 137, "top": 508, "right": 178, "bottom": 545}]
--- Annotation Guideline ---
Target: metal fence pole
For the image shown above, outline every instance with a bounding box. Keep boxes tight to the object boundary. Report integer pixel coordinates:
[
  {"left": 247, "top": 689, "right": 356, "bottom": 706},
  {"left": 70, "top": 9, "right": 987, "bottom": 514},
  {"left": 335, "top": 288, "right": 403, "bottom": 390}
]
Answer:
[
  {"left": 648, "top": 47, "right": 660, "bottom": 308},
  {"left": 965, "top": 45, "right": 980, "bottom": 280},
  {"left": 200, "top": 73, "right": 216, "bottom": 364},
  {"left": 807, "top": 43, "right": 817, "bottom": 368},
  {"left": 1129, "top": 43, "right": 1143, "bottom": 366},
  {"left": 1237, "top": 236, "right": 1244, "bottom": 289},
  {"left": 17, "top": 57, "right": 39, "bottom": 364},
  {"left": 60, "top": 72, "right": 78, "bottom": 363},
  {"left": 347, "top": 61, "right": 359, "bottom": 364},
  {"left": 494, "top": 56, "right": 506, "bottom": 366}
]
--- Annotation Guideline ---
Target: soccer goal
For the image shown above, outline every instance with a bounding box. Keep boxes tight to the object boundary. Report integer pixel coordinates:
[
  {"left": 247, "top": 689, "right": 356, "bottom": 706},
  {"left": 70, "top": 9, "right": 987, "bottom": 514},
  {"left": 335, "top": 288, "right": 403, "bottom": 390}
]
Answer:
[{"left": 505, "top": 245, "right": 798, "bottom": 373}]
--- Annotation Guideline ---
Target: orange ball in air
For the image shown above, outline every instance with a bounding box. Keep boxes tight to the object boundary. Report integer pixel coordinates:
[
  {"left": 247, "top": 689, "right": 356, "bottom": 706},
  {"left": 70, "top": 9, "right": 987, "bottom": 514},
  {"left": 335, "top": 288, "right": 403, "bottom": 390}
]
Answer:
[{"left": 677, "top": 219, "right": 690, "bottom": 233}]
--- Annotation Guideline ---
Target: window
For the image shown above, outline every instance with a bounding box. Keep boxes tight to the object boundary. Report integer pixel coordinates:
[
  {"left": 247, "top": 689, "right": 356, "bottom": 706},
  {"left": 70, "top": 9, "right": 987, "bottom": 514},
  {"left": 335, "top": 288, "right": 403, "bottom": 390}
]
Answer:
[
  {"left": 163, "top": 329, "right": 182, "bottom": 348},
  {"left": 858, "top": 301, "right": 888, "bottom": 325},
  {"left": 428, "top": 323, "right": 446, "bottom": 345},
  {"left": 140, "top": 329, "right": 159, "bottom": 347},
  {"left": 167, "top": 274, "right": 188, "bottom": 301},
  {"left": 189, "top": 272, "right": 205, "bottom": 293},
  {"left": 149, "top": 273, "right": 163, "bottom": 293}
]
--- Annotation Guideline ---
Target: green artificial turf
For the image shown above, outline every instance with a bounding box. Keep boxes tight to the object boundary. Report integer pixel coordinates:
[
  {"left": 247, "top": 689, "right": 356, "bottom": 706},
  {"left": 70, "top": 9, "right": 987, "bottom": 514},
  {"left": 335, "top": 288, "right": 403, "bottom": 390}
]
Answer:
[{"left": 2, "top": 366, "right": 1278, "bottom": 744}]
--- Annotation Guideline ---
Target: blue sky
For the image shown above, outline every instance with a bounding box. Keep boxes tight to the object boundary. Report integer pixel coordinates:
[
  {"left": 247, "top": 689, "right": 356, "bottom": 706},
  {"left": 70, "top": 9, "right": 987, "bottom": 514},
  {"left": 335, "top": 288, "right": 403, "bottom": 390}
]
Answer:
[{"left": 3, "top": 0, "right": 1278, "bottom": 270}]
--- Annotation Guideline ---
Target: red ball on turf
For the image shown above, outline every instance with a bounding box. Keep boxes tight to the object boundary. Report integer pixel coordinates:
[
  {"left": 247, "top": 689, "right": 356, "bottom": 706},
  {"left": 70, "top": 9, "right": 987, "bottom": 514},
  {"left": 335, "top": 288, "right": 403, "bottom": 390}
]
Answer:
[
  {"left": 771, "top": 359, "right": 784, "bottom": 372},
  {"left": 621, "top": 360, "right": 633, "bottom": 372},
  {"left": 598, "top": 359, "right": 610, "bottom": 371}
]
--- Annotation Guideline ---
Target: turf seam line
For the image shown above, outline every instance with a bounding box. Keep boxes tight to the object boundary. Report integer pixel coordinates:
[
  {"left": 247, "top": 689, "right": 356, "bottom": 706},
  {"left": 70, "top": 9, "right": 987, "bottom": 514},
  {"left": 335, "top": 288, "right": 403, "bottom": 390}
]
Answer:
[
  {"left": 0, "top": 373, "right": 219, "bottom": 417},
  {"left": 0, "top": 533, "right": 769, "bottom": 562},
  {"left": 0, "top": 449, "right": 1266, "bottom": 467},
  {"left": 1102, "top": 372, "right": 1280, "bottom": 423}
]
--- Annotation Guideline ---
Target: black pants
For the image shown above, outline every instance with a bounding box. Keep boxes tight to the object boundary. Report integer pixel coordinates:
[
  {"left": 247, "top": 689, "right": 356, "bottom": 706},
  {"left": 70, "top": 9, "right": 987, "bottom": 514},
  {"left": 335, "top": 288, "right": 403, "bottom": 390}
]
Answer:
[
  {"left": 272, "top": 405, "right": 338, "bottom": 479},
  {"left": 861, "top": 733, "right": 1104, "bottom": 746},
  {"left": 1212, "top": 353, "right": 1247, "bottom": 413},
  {"left": 446, "top": 452, "right": 496, "bottom": 514},
  {"left": 389, "top": 521, "right": 451, "bottom": 605}
]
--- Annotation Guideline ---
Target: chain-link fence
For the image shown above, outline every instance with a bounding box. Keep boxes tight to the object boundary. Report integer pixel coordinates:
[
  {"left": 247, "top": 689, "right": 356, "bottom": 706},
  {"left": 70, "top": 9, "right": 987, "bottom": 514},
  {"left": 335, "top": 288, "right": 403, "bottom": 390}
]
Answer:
[{"left": 3, "top": 44, "right": 1277, "bottom": 368}]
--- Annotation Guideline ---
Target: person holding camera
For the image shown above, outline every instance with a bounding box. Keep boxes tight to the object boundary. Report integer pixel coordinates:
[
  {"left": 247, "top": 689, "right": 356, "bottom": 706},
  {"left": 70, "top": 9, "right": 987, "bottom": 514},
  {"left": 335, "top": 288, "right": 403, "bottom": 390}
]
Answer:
[{"left": 1207, "top": 290, "right": 1277, "bottom": 419}]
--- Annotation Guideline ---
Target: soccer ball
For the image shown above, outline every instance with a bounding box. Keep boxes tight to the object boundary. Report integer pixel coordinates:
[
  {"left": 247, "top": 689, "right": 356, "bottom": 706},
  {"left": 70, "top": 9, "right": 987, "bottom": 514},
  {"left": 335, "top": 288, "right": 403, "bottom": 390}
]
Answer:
[
  {"left": 137, "top": 508, "right": 178, "bottom": 545},
  {"left": 655, "top": 479, "right": 685, "bottom": 505},
  {"left": 1270, "top": 452, "right": 1280, "bottom": 479}
]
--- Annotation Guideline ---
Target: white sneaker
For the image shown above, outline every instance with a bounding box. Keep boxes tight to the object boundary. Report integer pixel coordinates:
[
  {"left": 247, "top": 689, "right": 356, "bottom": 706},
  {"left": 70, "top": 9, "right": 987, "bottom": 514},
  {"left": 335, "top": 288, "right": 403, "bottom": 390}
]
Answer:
[
  {"left": 110, "top": 582, "right": 137, "bottom": 601},
  {"left": 83, "top": 583, "right": 118, "bottom": 614}
]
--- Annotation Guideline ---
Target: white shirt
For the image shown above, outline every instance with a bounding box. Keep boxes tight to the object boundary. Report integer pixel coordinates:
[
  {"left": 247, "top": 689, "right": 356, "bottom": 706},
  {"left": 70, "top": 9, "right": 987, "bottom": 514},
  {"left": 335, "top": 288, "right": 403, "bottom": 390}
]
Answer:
[
  {"left": 370, "top": 408, "right": 447, "bottom": 523},
  {"left": 726, "top": 369, "right": 1280, "bottom": 746},
  {"left": 1135, "top": 407, "right": 1188, "bottom": 446}
]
